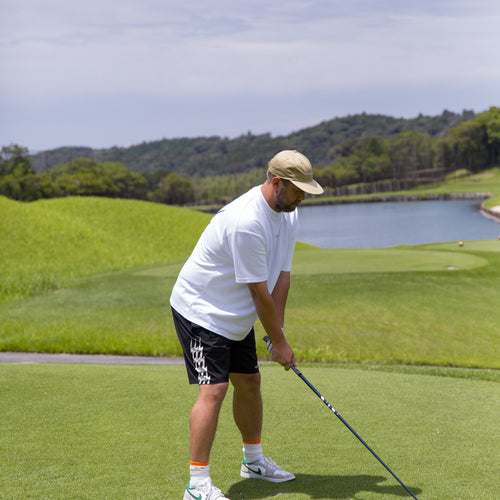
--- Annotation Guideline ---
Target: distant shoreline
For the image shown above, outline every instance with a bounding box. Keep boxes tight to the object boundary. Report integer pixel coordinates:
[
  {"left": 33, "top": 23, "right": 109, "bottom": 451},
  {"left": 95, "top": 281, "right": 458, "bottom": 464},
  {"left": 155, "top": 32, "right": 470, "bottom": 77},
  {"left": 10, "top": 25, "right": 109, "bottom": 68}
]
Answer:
[
  {"left": 481, "top": 205, "right": 500, "bottom": 223},
  {"left": 302, "top": 192, "right": 500, "bottom": 224},
  {"left": 197, "top": 193, "right": 500, "bottom": 223},
  {"left": 303, "top": 192, "right": 491, "bottom": 206}
]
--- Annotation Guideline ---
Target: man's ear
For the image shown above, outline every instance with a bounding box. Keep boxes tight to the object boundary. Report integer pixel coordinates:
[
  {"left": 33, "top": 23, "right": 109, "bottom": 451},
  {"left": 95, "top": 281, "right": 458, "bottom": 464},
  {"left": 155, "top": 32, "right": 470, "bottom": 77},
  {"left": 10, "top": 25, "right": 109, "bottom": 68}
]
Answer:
[{"left": 271, "top": 177, "right": 281, "bottom": 189}]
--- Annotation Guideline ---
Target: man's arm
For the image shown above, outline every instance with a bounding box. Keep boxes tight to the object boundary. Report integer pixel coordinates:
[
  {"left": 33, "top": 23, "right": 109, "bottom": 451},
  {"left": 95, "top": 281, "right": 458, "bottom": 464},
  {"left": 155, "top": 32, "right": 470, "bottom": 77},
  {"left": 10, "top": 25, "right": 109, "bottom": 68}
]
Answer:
[
  {"left": 247, "top": 277, "right": 295, "bottom": 370},
  {"left": 271, "top": 271, "right": 290, "bottom": 328}
]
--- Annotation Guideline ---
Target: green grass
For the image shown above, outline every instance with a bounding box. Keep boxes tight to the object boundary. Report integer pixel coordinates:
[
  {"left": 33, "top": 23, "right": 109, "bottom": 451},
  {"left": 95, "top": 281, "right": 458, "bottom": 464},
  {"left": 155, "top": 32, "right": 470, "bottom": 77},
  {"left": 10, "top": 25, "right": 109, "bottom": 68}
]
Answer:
[
  {"left": 1, "top": 240, "right": 499, "bottom": 368},
  {"left": 0, "top": 363, "right": 498, "bottom": 499},
  {"left": 0, "top": 196, "right": 210, "bottom": 301},
  {"left": 309, "top": 167, "right": 500, "bottom": 209},
  {"left": 414, "top": 167, "right": 500, "bottom": 197},
  {"left": 287, "top": 241, "right": 500, "bottom": 368}
]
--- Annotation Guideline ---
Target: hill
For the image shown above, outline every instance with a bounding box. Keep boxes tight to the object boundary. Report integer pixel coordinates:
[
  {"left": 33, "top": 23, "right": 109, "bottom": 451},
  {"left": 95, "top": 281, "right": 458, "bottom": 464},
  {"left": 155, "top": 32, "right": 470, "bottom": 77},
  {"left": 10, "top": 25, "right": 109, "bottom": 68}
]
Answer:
[
  {"left": 0, "top": 195, "right": 211, "bottom": 301},
  {"left": 30, "top": 110, "right": 474, "bottom": 176}
]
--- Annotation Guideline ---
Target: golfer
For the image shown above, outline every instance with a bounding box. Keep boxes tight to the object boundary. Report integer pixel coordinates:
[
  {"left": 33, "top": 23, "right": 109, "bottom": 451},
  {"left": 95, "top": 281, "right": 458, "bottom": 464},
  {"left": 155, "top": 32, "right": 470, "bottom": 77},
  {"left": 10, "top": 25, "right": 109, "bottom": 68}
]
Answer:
[{"left": 170, "top": 150, "right": 324, "bottom": 500}]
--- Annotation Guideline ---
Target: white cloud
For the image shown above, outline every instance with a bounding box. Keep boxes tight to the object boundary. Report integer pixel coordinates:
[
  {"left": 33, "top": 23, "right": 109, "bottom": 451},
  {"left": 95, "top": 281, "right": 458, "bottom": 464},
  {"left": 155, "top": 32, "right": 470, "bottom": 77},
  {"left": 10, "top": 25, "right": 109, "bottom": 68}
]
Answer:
[{"left": 1, "top": 0, "right": 499, "bottom": 149}]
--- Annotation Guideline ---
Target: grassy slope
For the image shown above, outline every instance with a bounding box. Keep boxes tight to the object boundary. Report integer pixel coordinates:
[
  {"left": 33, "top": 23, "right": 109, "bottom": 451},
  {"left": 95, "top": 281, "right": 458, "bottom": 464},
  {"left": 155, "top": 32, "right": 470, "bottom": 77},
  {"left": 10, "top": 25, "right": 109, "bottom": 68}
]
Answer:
[
  {"left": 415, "top": 167, "right": 500, "bottom": 211},
  {"left": 0, "top": 196, "right": 211, "bottom": 301}
]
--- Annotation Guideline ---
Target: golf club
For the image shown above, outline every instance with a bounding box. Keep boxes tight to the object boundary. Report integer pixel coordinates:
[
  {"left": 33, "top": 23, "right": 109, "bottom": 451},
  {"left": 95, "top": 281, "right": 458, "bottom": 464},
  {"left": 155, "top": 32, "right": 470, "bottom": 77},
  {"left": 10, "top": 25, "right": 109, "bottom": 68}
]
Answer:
[{"left": 263, "top": 336, "right": 418, "bottom": 500}]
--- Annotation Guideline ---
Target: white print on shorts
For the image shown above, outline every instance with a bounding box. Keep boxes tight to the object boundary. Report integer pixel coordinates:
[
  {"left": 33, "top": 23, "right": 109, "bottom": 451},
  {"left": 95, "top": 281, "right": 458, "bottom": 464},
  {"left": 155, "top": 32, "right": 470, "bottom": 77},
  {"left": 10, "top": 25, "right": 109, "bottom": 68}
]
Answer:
[{"left": 190, "top": 337, "right": 211, "bottom": 384}]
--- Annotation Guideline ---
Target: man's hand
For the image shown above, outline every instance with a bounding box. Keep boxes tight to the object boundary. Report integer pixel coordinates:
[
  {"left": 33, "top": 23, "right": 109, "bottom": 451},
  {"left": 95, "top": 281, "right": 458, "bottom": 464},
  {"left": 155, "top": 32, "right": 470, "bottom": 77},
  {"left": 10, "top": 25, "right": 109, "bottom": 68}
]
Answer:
[
  {"left": 247, "top": 281, "right": 295, "bottom": 370},
  {"left": 263, "top": 336, "right": 295, "bottom": 371}
]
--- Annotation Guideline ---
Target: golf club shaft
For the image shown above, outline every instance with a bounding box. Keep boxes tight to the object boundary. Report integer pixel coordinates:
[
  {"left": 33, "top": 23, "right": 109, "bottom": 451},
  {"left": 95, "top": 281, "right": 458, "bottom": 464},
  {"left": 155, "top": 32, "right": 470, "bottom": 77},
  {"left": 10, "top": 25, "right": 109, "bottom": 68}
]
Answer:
[
  {"left": 290, "top": 363, "right": 418, "bottom": 500},
  {"left": 262, "top": 336, "right": 417, "bottom": 499}
]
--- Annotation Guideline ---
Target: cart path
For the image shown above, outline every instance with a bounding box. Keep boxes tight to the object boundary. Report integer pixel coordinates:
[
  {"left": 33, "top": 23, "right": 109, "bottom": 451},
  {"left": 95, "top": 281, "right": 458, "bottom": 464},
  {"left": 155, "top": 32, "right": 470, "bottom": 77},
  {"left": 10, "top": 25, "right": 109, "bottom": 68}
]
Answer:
[{"left": 0, "top": 351, "right": 185, "bottom": 365}]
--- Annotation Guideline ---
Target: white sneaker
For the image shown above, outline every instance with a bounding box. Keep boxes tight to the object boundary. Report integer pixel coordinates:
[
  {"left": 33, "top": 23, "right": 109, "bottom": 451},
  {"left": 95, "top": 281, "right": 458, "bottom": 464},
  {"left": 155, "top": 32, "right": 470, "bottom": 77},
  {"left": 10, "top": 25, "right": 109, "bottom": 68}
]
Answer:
[
  {"left": 183, "top": 478, "right": 230, "bottom": 500},
  {"left": 240, "top": 456, "right": 295, "bottom": 483}
]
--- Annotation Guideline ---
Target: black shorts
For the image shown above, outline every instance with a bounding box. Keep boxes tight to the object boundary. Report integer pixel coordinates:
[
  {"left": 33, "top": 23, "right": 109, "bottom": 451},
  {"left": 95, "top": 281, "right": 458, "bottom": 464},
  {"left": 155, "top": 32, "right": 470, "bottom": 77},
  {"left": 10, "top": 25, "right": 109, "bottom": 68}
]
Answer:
[{"left": 171, "top": 307, "right": 259, "bottom": 385}]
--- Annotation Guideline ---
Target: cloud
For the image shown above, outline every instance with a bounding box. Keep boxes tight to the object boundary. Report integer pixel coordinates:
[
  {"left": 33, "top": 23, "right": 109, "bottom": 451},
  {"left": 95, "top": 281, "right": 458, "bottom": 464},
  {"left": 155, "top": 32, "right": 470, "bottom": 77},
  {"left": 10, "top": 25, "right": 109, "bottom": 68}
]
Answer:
[{"left": 1, "top": 0, "right": 499, "bottom": 149}]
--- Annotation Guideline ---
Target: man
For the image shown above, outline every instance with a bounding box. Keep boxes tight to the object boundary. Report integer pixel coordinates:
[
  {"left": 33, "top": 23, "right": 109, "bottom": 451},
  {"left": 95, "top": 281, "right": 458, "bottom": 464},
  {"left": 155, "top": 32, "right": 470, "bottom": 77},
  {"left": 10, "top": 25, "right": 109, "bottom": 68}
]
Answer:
[{"left": 170, "top": 150, "right": 323, "bottom": 500}]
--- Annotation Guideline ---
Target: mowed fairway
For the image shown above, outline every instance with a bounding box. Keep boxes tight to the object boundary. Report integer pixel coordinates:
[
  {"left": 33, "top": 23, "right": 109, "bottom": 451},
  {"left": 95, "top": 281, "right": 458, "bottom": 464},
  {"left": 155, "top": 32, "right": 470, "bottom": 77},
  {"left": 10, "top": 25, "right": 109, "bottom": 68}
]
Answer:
[
  {"left": 287, "top": 241, "right": 500, "bottom": 367},
  {"left": 1, "top": 234, "right": 499, "bottom": 367},
  {"left": 1, "top": 363, "right": 498, "bottom": 499},
  {"left": 1, "top": 194, "right": 500, "bottom": 499}
]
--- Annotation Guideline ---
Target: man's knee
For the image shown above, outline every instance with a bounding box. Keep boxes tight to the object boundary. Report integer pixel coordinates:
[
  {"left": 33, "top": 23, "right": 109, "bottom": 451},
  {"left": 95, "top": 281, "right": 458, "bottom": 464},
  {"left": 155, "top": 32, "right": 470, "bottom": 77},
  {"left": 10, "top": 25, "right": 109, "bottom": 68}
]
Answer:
[
  {"left": 230, "top": 372, "right": 261, "bottom": 394},
  {"left": 197, "top": 382, "right": 229, "bottom": 405}
]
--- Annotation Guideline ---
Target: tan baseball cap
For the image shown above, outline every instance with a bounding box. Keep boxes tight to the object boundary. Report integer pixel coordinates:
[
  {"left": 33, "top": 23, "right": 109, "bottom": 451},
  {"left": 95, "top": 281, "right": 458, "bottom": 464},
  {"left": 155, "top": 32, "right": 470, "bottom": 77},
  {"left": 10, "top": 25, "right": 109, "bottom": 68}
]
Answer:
[{"left": 268, "top": 150, "right": 324, "bottom": 195}]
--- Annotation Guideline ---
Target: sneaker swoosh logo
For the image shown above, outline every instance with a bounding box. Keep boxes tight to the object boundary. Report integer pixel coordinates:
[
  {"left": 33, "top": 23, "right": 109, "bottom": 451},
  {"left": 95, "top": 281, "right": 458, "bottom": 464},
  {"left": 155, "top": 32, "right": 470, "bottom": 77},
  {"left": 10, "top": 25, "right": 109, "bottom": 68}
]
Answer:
[
  {"left": 185, "top": 488, "right": 202, "bottom": 500},
  {"left": 245, "top": 465, "right": 263, "bottom": 475}
]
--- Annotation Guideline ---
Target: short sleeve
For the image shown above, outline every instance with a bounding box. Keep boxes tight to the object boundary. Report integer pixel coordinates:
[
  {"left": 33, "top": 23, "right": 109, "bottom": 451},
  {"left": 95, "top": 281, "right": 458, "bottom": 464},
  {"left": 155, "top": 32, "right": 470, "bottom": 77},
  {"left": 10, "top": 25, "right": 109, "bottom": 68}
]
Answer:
[
  {"left": 230, "top": 229, "right": 269, "bottom": 284},
  {"left": 282, "top": 238, "right": 296, "bottom": 272}
]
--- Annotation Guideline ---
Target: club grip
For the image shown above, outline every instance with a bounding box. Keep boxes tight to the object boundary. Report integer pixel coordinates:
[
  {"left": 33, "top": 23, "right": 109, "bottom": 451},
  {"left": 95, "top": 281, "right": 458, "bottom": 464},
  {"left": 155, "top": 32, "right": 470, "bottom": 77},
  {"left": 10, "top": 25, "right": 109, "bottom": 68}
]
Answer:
[{"left": 263, "top": 336, "right": 273, "bottom": 354}]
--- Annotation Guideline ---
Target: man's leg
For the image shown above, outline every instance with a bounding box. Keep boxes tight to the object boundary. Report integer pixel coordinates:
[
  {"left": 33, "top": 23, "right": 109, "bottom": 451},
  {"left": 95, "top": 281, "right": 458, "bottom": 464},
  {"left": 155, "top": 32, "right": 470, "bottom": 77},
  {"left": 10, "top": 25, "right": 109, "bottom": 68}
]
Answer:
[
  {"left": 190, "top": 382, "right": 229, "bottom": 462},
  {"left": 231, "top": 372, "right": 295, "bottom": 483},
  {"left": 230, "top": 372, "right": 262, "bottom": 441}
]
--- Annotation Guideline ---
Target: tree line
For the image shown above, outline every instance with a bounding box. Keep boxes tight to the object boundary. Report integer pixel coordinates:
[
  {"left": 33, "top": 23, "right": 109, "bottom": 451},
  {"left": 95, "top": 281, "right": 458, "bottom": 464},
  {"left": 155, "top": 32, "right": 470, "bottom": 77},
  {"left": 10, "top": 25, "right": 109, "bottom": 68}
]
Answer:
[
  {"left": 2, "top": 107, "right": 498, "bottom": 205},
  {"left": 0, "top": 148, "right": 261, "bottom": 205},
  {"left": 0, "top": 151, "right": 193, "bottom": 204},
  {"left": 30, "top": 110, "right": 474, "bottom": 175},
  {"left": 314, "top": 106, "right": 500, "bottom": 195}
]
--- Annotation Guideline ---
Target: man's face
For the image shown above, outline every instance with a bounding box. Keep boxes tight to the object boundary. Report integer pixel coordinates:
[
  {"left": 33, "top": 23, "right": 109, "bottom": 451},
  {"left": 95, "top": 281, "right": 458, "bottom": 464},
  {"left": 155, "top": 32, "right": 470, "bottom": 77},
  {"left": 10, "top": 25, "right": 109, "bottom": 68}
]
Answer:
[{"left": 275, "top": 179, "right": 305, "bottom": 212}]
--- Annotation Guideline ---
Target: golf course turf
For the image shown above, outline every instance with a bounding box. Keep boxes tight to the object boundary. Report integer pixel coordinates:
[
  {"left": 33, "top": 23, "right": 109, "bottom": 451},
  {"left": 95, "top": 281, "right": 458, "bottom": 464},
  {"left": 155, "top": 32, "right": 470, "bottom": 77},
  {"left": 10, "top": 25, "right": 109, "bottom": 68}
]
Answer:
[{"left": 1, "top": 362, "right": 498, "bottom": 499}]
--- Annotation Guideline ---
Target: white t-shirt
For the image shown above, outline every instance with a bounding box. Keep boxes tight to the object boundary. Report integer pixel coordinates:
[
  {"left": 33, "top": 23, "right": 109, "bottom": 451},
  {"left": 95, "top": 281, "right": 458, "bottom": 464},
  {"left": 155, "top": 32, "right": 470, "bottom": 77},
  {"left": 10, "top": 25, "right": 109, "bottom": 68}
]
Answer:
[{"left": 170, "top": 185, "right": 299, "bottom": 340}]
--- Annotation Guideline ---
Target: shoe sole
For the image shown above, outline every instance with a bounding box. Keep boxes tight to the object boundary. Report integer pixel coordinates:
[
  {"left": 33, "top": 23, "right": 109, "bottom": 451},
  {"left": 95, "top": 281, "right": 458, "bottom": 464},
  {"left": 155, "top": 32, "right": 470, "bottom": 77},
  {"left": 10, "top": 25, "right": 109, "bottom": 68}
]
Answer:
[{"left": 240, "top": 470, "right": 295, "bottom": 483}]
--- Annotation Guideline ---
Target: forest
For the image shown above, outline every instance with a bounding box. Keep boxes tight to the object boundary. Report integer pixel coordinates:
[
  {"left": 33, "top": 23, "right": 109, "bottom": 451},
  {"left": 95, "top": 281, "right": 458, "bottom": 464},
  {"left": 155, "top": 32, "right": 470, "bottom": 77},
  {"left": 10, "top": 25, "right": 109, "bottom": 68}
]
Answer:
[{"left": 1, "top": 107, "right": 499, "bottom": 205}]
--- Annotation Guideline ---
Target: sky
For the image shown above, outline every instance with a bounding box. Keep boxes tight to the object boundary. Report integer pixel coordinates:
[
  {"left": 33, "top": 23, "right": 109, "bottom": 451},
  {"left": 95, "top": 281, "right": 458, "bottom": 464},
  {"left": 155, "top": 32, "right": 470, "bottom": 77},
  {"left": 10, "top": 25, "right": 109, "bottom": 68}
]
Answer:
[{"left": 1, "top": 0, "right": 499, "bottom": 152}]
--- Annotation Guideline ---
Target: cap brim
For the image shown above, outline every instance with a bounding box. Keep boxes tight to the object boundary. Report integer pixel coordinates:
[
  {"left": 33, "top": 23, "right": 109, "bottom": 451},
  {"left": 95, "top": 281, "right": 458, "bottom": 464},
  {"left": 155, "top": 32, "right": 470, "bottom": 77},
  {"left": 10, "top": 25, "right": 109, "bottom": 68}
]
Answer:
[{"left": 290, "top": 179, "right": 324, "bottom": 195}]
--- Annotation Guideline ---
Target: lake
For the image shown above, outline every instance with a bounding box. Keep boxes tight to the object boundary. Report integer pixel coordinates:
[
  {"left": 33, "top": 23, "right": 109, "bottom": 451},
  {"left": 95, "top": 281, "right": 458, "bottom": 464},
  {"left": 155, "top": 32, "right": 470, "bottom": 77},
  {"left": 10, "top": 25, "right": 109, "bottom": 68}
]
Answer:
[{"left": 297, "top": 200, "right": 500, "bottom": 248}]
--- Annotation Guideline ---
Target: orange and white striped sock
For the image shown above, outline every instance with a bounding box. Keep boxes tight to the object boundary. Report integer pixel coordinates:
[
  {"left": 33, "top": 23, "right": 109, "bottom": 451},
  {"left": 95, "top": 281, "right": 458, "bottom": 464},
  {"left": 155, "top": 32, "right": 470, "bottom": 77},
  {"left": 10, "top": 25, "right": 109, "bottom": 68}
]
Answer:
[
  {"left": 242, "top": 439, "right": 264, "bottom": 463},
  {"left": 189, "top": 461, "right": 210, "bottom": 487}
]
